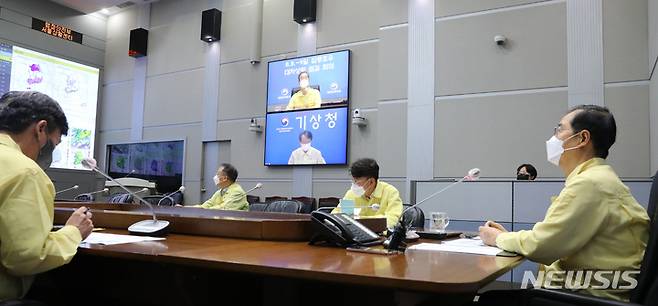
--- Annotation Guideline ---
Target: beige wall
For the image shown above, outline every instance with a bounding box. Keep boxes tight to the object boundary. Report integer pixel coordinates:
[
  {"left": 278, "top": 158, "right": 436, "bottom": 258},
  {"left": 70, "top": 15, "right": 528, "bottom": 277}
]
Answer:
[{"left": 97, "top": 0, "right": 654, "bottom": 204}]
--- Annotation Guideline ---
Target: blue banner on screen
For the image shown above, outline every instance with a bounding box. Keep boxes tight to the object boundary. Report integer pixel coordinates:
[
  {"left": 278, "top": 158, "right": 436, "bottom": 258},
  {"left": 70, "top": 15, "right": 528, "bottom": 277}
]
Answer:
[
  {"left": 267, "top": 50, "right": 349, "bottom": 113},
  {"left": 265, "top": 107, "right": 348, "bottom": 166}
]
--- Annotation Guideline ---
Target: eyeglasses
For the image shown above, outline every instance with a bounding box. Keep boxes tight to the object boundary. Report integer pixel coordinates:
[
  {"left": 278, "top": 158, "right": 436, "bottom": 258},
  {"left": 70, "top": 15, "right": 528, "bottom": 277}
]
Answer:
[{"left": 553, "top": 125, "right": 570, "bottom": 136}]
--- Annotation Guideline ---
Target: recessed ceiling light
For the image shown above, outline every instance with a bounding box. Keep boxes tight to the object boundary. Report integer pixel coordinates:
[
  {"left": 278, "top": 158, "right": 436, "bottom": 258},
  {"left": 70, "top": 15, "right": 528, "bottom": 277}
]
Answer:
[{"left": 100, "top": 8, "right": 110, "bottom": 14}]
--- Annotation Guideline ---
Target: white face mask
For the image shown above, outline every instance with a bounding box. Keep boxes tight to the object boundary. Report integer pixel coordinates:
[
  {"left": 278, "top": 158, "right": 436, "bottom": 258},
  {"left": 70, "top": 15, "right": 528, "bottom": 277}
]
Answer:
[
  {"left": 546, "top": 133, "right": 580, "bottom": 166},
  {"left": 213, "top": 175, "right": 220, "bottom": 186},
  {"left": 299, "top": 79, "right": 309, "bottom": 89},
  {"left": 301, "top": 143, "right": 311, "bottom": 152},
  {"left": 351, "top": 182, "right": 366, "bottom": 197}
]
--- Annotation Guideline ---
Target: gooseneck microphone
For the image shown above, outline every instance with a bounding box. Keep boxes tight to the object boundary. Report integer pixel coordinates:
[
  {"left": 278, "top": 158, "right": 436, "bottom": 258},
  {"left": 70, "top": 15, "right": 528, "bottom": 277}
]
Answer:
[
  {"left": 244, "top": 183, "right": 263, "bottom": 194},
  {"left": 81, "top": 158, "right": 169, "bottom": 236},
  {"left": 55, "top": 185, "right": 79, "bottom": 195},
  {"left": 157, "top": 186, "right": 185, "bottom": 206},
  {"left": 86, "top": 188, "right": 110, "bottom": 196},
  {"left": 386, "top": 168, "right": 481, "bottom": 251}
]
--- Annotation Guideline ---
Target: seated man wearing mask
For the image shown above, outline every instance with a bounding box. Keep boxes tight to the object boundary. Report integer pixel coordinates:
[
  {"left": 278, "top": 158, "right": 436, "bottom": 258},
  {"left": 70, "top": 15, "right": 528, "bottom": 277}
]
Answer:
[
  {"left": 192, "top": 164, "right": 248, "bottom": 210},
  {"left": 332, "top": 158, "right": 403, "bottom": 229},
  {"left": 288, "top": 130, "right": 326, "bottom": 165},
  {"left": 479, "top": 105, "right": 649, "bottom": 301},
  {"left": 286, "top": 71, "right": 322, "bottom": 110},
  {"left": 0, "top": 91, "right": 94, "bottom": 302}
]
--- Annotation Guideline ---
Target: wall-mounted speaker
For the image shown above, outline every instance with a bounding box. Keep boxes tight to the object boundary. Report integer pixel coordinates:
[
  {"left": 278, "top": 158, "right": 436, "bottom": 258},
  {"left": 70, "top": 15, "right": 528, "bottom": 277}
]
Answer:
[
  {"left": 201, "top": 8, "right": 222, "bottom": 42},
  {"left": 128, "top": 28, "right": 148, "bottom": 58},
  {"left": 293, "top": 0, "right": 316, "bottom": 24}
]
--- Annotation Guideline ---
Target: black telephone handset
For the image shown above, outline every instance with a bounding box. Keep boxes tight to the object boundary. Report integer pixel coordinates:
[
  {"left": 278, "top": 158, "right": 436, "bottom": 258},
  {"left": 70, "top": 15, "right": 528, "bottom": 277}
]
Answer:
[{"left": 309, "top": 211, "right": 382, "bottom": 247}]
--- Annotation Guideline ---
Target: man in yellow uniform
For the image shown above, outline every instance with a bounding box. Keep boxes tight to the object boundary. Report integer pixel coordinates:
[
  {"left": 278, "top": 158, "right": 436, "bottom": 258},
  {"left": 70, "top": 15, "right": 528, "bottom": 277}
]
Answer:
[
  {"left": 0, "top": 91, "right": 94, "bottom": 302},
  {"left": 479, "top": 105, "right": 649, "bottom": 301},
  {"left": 332, "top": 158, "right": 403, "bottom": 229},
  {"left": 286, "top": 71, "right": 321, "bottom": 110},
  {"left": 288, "top": 130, "right": 326, "bottom": 165},
  {"left": 195, "top": 164, "right": 248, "bottom": 210}
]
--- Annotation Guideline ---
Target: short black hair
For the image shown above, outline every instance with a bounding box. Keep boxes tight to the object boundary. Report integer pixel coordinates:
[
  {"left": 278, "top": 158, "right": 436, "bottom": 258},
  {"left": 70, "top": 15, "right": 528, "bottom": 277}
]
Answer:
[
  {"left": 298, "top": 71, "right": 309, "bottom": 81},
  {"left": 568, "top": 105, "right": 616, "bottom": 159},
  {"left": 0, "top": 91, "right": 69, "bottom": 135},
  {"left": 220, "top": 163, "right": 238, "bottom": 182},
  {"left": 349, "top": 158, "right": 379, "bottom": 180},
  {"left": 517, "top": 164, "right": 537, "bottom": 178},
  {"left": 299, "top": 130, "right": 313, "bottom": 141}
]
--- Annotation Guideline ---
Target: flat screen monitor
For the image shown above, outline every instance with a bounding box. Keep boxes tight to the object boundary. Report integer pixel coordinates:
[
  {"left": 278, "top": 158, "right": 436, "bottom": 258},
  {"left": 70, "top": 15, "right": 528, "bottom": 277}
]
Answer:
[
  {"left": 266, "top": 50, "right": 349, "bottom": 113},
  {"left": 106, "top": 140, "right": 184, "bottom": 193},
  {"left": 264, "top": 50, "right": 350, "bottom": 166},
  {"left": 264, "top": 107, "right": 348, "bottom": 166},
  {"left": 0, "top": 42, "right": 100, "bottom": 170}
]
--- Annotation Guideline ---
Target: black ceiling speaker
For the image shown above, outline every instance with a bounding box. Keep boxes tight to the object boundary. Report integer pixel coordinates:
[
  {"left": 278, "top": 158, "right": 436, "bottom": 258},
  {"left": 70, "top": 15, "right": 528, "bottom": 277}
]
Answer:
[
  {"left": 201, "top": 8, "right": 222, "bottom": 42},
  {"left": 128, "top": 28, "right": 148, "bottom": 58},
  {"left": 293, "top": 0, "right": 316, "bottom": 24}
]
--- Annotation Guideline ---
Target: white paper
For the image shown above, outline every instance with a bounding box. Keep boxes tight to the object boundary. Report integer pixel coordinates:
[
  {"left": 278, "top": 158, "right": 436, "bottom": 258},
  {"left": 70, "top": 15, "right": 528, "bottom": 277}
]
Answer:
[
  {"left": 82, "top": 233, "right": 165, "bottom": 245},
  {"left": 407, "top": 238, "right": 503, "bottom": 256}
]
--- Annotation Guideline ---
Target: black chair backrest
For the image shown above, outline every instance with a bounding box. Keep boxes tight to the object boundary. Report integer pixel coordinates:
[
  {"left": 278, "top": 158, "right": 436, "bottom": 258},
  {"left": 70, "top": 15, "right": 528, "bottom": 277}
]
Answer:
[
  {"left": 109, "top": 193, "right": 133, "bottom": 204},
  {"left": 291, "top": 196, "right": 317, "bottom": 213},
  {"left": 73, "top": 193, "right": 94, "bottom": 202},
  {"left": 318, "top": 197, "right": 340, "bottom": 208},
  {"left": 249, "top": 202, "right": 268, "bottom": 212},
  {"left": 402, "top": 204, "right": 425, "bottom": 229},
  {"left": 141, "top": 195, "right": 164, "bottom": 206},
  {"left": 291, "top": 85, "right": 320, "bottom": 96},
  {"left": 265, "top": 200, "right": 302, "bottom": 213},
  {"left": 247, "top": 195, "right": 260, "bottom": 204},
  {"left": 631, "top": 170, "right": 658, "bottom": 304},
  {"left": 265, "top": 196, "right": 288, "bottom": 203}
]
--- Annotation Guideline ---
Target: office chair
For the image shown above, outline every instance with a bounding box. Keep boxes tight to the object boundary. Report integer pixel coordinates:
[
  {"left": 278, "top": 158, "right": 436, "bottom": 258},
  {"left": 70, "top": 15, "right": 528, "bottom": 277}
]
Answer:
[
  {"left": 247, "top": 195, "right": 260, "bottom": 204},
  {"left": 73, "top": 193, "right": 94, "bottom": 202},
  {"left": 264, "top": 200, "right": 303, "bottom": 213},
  {"left": 291, "top": 196, "right": 317, "bottom": 213},
  {"left": 402, "top": 204, "right": 425, "bottom": 230},
  {"left": 265, "top": 196, "right": 288, "bottom": 203},
  {"left": 249, "top": 202, "right": 268, "bottom": 212},
  {"left": 318, "top": 197, "right": 340, "bottom": 208},
  {"left": 108, "top": 193, "right": 133, "bottom": 204},
  {"left": 290, "top": 85, "right": 320, "bottom": 96},
  {"left": 478, "top": 170, "right": 658, "bottom": 306}
]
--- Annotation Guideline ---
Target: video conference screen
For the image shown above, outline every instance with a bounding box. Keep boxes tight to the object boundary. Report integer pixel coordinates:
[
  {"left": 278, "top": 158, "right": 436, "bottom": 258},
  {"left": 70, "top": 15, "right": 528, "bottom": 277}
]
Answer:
[
  {"left": 264, "top": 50, "right": 350, "bottom": 166},
  {"left": 0, "top": 42, "right": 100, "bottom": 170},
  {"left": 107, "top": 140, "right": 184, "bottom": 193},
  {"left": 265, "top": 107, "right": 348, "bottom": 166}
]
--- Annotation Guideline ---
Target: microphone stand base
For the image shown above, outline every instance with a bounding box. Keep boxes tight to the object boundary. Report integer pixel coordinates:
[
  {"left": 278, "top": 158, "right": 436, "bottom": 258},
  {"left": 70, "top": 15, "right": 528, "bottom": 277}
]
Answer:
[{"left": 128, "top": 220, "right": 170, "bottom": 237}]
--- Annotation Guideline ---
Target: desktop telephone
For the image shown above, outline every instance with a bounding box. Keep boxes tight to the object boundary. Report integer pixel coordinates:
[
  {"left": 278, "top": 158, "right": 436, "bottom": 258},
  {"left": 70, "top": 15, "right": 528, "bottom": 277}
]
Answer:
[{"left": 309, "top": 211, "right": 382, "bottom": 247}]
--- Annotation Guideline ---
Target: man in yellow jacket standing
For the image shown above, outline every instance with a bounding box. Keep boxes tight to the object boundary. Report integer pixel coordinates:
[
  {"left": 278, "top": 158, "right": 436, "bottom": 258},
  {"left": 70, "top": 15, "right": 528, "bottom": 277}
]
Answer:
[
  {"left": 0, "top": 91, "right": 94, "bottom": 302},
  {"left": 479, "top": 105, "right": 649, "bottom": 301}
]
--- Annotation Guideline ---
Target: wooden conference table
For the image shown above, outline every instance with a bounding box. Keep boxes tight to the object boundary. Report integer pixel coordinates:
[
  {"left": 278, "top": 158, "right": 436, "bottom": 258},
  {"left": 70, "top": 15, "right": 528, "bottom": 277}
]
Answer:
[{"left": 32, "top": 203, "right": 524, "bottom": 306}]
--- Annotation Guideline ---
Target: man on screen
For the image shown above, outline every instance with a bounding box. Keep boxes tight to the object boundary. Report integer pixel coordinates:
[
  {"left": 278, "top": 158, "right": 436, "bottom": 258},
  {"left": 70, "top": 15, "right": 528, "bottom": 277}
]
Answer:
[
  {"left": 286, "top": 71, "right": 322, "bottom": 110},
  {"left": 288, "top": 130, "right": 326, "bottom": 165}
]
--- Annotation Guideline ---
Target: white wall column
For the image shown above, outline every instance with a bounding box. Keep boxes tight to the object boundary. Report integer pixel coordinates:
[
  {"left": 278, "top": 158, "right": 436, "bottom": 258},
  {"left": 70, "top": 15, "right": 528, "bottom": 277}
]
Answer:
[
  {"left": 566, "top": 0, "right": 604, "bottom": 107},
  {"left": 407, "top": 0, "right": 435, "bottom": 201},
  {"left": 292, "top": 23, "right": 317, "bottom": 197},
  {"left": 130, "top": 4, "right": 151, "bottom": 141}
]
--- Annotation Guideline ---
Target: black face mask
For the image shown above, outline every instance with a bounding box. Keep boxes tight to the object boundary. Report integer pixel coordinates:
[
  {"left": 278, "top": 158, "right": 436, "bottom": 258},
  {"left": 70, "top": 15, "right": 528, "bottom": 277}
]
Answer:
[
  {"left": 35, "top": 131, "right": 55, "bottom": 170},
  {"left": 517, "top": 174, "right": 531, "bottom": 180}
]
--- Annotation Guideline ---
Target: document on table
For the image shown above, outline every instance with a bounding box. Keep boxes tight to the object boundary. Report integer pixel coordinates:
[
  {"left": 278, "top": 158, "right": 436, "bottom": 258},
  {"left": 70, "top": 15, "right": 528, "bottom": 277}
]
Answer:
[
  {"left": 82, "top": 233, "right": 165, "bottom": 245},
  {"left": 407, "top": 238, "right": 504, "bottom": 256}
]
